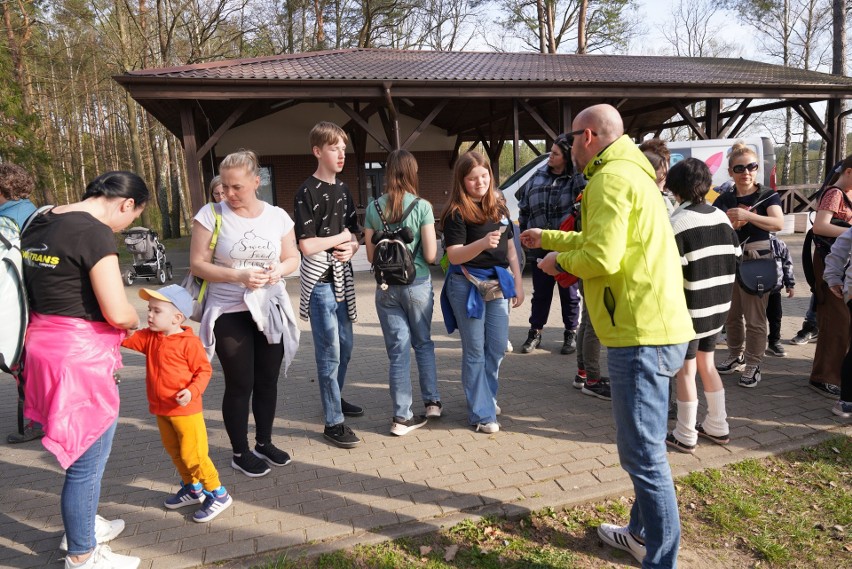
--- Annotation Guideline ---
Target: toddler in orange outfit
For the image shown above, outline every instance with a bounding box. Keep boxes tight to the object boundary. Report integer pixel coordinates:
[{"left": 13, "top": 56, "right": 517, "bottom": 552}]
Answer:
[{"left": 122, "top": 285, "right": 232, "bottom": 523}]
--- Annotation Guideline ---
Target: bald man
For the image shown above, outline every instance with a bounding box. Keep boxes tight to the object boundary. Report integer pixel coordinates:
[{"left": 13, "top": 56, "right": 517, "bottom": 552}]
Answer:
[{"left": 521, "top": 104, "right": 694, "bottom": 569}]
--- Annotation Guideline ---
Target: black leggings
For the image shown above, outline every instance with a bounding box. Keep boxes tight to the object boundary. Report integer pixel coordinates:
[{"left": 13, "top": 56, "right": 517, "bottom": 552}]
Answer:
[
  {"left": 214, "top": 311, "right": 284, "bottom": 454},
  {"left": 842, "top": 302, "right": 852, "bottom": 402}
]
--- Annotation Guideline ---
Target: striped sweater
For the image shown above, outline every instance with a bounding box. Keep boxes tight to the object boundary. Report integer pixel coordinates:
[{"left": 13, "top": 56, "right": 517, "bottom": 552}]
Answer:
[{"left": 670, "top": 201, "right": 742, "bottom": 339}]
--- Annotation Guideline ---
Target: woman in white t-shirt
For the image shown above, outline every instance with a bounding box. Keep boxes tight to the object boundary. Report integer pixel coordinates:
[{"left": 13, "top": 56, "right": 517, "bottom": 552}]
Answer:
[{"left": 190, "top": 150, "right": 300, "bottom": 478}]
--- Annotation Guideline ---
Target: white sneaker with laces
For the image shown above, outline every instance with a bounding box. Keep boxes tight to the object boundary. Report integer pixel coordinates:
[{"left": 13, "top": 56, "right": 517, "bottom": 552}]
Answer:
[
  {"left": 64, "top": 544, "right": 140, "bottom": 569},
  {"left": 738, "top": 364, "right": 761, "bottom": 388},
  {"left": 475, "top": 422, "right": 499, "bottom": 434},
  {"left": 597, "top": 523, "right": 646, "bottom": 563},
  {"left": 59, "top": 515, "right": 125, "bottom": 551}
]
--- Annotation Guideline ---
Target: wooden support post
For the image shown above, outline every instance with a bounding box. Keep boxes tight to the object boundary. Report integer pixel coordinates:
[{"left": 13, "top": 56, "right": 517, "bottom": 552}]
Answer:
[
  {"left": 513, "top": 100, "right": 520, "bottom": 172},
  {"left": 706, "top": 99, "right": 720, "bottom": 138},
  {"left": 335, "top": 100, "right": 392, "bottom": 152},
  {"left": 180, "top": 103, "right": 205, "bottom": 215},
  {"left": 518, "top": 99, "right": 558, "bottom": 141},
  {"left": 672, "top": 100, "right": 708, "bottom": 140},
  {"left": 197, "top": 101, "right": 252, "bottom": 158}
]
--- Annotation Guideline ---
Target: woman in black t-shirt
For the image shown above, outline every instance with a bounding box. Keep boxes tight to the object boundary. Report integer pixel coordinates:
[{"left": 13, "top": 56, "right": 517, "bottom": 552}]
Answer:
[
  {"left": 440, "top": 151, "right": 524, "bottom": 434},
  {"left": 712, "top": 142, "right": 783, "bottom": 389},
  {"left": 22, "top": 172, "right": 147, "bottom": 568}
]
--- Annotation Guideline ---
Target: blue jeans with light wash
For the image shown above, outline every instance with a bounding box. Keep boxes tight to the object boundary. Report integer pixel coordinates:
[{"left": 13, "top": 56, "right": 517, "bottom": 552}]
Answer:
[
  {"left": 376, "top": 276, "right": 440, "bottom": 420},
  {"left": 309, "top": 283, "right": 354, "bottom": 427},
  {"left": 62, "top": 419, "right": 117, "bottom": 555},
  {"left": 608, "top": 343, "right": 688, "bottom": 569},
  {"left": 446, "top": 272, "right": 509, "bottom": 425}
]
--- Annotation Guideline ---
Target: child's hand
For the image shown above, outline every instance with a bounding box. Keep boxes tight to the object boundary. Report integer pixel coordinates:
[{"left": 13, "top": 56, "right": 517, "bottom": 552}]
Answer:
[
  {"left": 175, "top": 389, "right": 192, "bottom": 407},
  {"left": 786, "top": 287, "right": 795, "bottom": 298}
]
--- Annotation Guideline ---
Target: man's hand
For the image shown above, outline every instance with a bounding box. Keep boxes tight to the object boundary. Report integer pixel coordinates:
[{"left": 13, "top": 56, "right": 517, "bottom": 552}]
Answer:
[
  {"left": 175, "top": 389, "right": 192, "bottom": 407},
  {"left": 829, "top": 284, "right": 844, "bottom": 299},
  {"left": 333, "top": 240, "right": 357, "bottom": 263},
  {"left": 537, "top": 252, "right": 561, "bottom": 276},
  {"left": 786, "top": 286, "right": 795, "bottom": 298},
  {"left": 520, "top": 228, "right": 543, "bottom": 249}
]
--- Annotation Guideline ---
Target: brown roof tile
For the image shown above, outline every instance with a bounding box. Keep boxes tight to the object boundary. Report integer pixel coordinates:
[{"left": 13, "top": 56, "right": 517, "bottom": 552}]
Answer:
[{"left": 124, "top": 48, "right": 852, "bottom": 87}]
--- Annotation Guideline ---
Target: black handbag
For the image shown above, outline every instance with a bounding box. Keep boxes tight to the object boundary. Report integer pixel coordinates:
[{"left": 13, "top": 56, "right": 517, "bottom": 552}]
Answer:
[{"left": 736, "top": 256, "right": 782, "bottom": 298}]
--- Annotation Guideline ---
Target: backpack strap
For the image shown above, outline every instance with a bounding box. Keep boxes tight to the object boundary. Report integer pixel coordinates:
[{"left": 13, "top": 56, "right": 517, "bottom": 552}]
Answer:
[
  {"left": 374, "top": 197, "right": 420, "bottom": 231},
  {"left": 20, "top": 205, "right": 55, "bottom": 236}
]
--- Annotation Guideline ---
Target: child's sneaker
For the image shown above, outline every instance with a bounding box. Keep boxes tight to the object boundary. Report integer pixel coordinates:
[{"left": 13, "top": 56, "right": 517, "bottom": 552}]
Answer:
[
  {"left": 696, "top": 423, "right": 730, "bottom": 445},
  {"left": 581, "top": 378, "right": 612, "bottom": 401},
  {"left": 573, "top": 370, "right": 587, "bottom": 389},
  {"left": 59, "top": 515, "right": 125, "bottom": 551},
  {"left": 390, "top": 415, "right": 428, "bottom": 436},
  {"left": 424, "top": 400, "right": 442, "bottom": 418},
  {"left": 665, "top": 432, "right": 696, "bottom": 454},
  {"left": 765, "top": 342, "right": 787, "bottom": 357},
  {"left": 832, "top": 400, "right": 852, "bottom": 418},
  {"left": 596, "top": 523, "right": 646, "bottom": 563},
  {"left": 738, "top": 365, "right": 761, "bottom": 388},
  {"left": 231, "top": 452, "right": 271, "bottom": 477},
  {"left": 164, "top": 482, "right": 204, "bottom": 510},
  {"left": 717, "top": 354, "right": 745, "bottom": 374},
  {"left": 253, "top": 442, "right": 292, "bottom": 466},
  {"left": 64, "top": 544, "right": 140, "bottom": 569},
  {"left": 193, "top": 487, "right": 233, "bottom": 523}
]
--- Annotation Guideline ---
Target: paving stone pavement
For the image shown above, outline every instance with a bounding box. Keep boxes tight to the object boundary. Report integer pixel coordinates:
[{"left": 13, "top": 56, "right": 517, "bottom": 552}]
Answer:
[{"left": 1, "top": 233, "right": 850, "bottom": 568}]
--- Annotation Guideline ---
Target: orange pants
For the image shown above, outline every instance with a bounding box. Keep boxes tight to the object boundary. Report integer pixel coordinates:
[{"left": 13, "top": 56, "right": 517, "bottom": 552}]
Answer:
[{"left": 156, "top": 413, "right": 221, "bottom": 491}]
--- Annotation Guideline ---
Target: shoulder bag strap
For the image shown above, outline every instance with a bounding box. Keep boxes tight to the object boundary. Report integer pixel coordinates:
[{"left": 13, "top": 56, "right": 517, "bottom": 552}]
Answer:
[{"left": 209, "top": 202, "right": 223, "bottom": 250}]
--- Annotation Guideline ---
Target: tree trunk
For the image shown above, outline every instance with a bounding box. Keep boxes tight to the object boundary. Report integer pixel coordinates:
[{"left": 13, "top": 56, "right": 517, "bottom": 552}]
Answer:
[
  {"left": 833, "top": 0, "right": 847, "bottom": 158},
  {"left": 578, "top": 0, "right": 588, "bottom": 54},
  {"left": 782, "top": 106, "right": 793, "bottom": 184}
]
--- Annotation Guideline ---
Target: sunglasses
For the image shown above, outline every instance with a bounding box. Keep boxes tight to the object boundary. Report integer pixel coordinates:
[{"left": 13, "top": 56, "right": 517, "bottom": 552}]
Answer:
[
  {"left": 558, "top": 129, "right": 598, "bottom": 148},
  {"left": 732, "top": 162, "right": 759, "bottom": 174}
]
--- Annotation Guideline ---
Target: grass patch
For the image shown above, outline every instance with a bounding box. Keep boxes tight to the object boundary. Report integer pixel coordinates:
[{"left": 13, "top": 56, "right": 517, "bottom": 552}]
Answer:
[{"left": 248, "top": 436, "right": 852, "bottom": 569}]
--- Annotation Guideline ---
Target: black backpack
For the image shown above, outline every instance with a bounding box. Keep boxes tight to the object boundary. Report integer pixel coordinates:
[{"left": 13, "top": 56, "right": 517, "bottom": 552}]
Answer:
[{"left": 371, "top": 198, "right": 420, "bottom": 289}]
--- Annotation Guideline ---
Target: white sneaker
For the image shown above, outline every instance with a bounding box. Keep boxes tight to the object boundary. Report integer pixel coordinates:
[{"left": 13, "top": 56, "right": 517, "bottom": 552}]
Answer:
[
  {"left": 64, "top": 544, "right": 140, "bottom": 569},
  {"left": 597, "top": 523, "right": 646, "bottom": 563},
  {"left": 475, "top": 422, "right": 500, "bottom": 434},
  {"left": 495, "top": 405, "right": 502, "bottom": 416},
  {"left": 505, "top": 340, "right": 513, "bottom": 353},
  {"left": 59, "top": 515, "right": 125, "bottom": 551}
]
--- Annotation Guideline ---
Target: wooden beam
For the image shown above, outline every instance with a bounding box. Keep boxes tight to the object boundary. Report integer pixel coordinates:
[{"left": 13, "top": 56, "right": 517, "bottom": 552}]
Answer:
[
  {"left": 334, "top": 100, "right": 392, "bottom": 152},
  {"left": 705, "top": 98, "right": 720, "bottom": 138},
  {"left": 718, "top": 99, "right": 752, "bottom": 138},
  {"left": 518, "top": 99, "right": 558, "bottom": 141},
  {"left": 671, "top": 100, "right": 708, "bottom": 140},
  {"left": 450, "top": 134, "right": 463, "bottom": 168},
  {"left": 383, "top": 83, "right": 400, "bottom": 149},
  {"left": 180, "top": 103, "right": 206, "bottom": 215},
  {"left": 523, "top": 139, "right": 542, "bottom": 155},
  {"left": 402, "top": 99, "right": 448, "bottom": 149},
  {"left": 475, "top": 127, "right": 491, "bottom": 155},
  {"left": 559, "top": 99, "right": 572, "bottom": 133},
  {"left": 342, "top": 101, "right": 381, "bottom": 132},
  {"left": 793, "top": 102, "right": 831, "bottom": 141},
  {"left": 513, "top": 100, "right": 520, "bottom": 172},
  {"left": 196, "top": 101, "right": 252, "bottom": 158}
]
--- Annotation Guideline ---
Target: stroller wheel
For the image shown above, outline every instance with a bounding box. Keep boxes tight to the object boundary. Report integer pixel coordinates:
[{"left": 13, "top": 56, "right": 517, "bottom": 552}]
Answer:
[
  {"left": 124, "top": 270, "right": 134, "bottom": 286},
  {"left": 157, "top": 268, "right": 167, "bottom": 285},
  {"left": 166, "top": 264, "right": 173, "bottom": 281}
]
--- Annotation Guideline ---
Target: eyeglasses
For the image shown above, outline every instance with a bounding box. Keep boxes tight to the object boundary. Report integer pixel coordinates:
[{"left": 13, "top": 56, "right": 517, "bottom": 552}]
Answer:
[
  {"left": 560, "top": 129, "right": 598, "bottom": 148},
  {"left": 732, "top": 162, "right": 759, "bottom": 174}
]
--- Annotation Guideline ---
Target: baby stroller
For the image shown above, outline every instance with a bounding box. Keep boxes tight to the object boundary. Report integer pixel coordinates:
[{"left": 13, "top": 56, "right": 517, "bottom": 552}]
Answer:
[{"left": 122, "top": 227, "right": 173, "bottom": 286}]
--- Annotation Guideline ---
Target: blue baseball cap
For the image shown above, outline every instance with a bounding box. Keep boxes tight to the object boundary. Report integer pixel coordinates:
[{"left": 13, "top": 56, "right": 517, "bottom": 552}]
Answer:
[{"left": 139, "top": 284, "right": 194, "bottom": 320}]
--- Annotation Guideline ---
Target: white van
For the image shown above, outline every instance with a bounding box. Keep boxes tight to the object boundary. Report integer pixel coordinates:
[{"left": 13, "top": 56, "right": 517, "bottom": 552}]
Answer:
[{"left": 667, "top": 136, "right": 776, "bottom": 191}]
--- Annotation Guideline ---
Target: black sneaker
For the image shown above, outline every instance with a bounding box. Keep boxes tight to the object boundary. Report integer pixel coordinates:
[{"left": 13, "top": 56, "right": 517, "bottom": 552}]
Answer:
[
  {"left": 765, "top": 342, "right": 787, "bottom": 357},
  {"left": 696, "top": 423, "right": 730, "bottom": 445},
  {"left": 520, "top": 329, "right": 541, "bottom": 353},
  {"left": 253, "top": 442, "right": 292, "bottom": 466},
  {"left": 581, "top": 379, "right": 612, "bottom": 401},
  {"left": 231, "top": 452, "right": 271, "bottom": 477},
  {"left": 324, "top": 423, "right": 361, "bottom": 448},
  {"left": 390, "top": 415, "right": 428, "bottom": 436},
  {"left": 561, "top": 330, "right": 577, "bottom": 355},
  {"left": 809, "top": 380, "right": 841, "bottom": 399},
  {"left": 790, "top": 327, "right": 818, "bottom": 345},
  {"left": 665, "top": 432, "right": 696, "bottom": 454},
  {"left": 424, "top": 400, "right": 443, "bottom": 418},
  {"left": 341, "top": 399, "right": 364, "bottom": 417}
]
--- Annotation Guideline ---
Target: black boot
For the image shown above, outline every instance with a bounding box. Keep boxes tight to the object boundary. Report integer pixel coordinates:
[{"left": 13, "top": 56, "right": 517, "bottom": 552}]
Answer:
[
  {"left": 561, "top": 330, "right": 577, "bottom": 354},
  {"left": 520, "top": 329, "right": 542, "bottom": 353}
]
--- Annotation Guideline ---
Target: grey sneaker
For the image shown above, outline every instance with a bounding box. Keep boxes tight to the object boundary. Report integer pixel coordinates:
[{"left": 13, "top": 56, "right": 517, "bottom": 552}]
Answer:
[
  {"left": 717, "top": 354, "right": 745, "bottom": 375},
  {"left": 738, "top": 365, "right": 761, "bottom": 388},
  {"left": 832, "top": 400, "right": 852, "bottom": 418},
  {"left": 561, "top": 330, "right": 577, "bottom": 354},
  {"left": 390, "top": 415, "right": 427, "bottom": 436},
  {"left": 765, "top": 342, "right": 787, "bottom": 357},
  {"left": 809, "top": 381, "right": 841, "bottom": 399}
]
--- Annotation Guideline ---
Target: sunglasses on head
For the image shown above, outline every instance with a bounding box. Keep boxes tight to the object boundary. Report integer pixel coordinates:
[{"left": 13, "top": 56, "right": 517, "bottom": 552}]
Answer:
[{"left": 732, "top": 162, "right": 759, "bottom": 174}]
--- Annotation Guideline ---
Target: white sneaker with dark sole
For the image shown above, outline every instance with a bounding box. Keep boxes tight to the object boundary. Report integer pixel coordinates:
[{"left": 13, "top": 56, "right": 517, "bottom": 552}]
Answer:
[
  {"left": 597, "top": 523, "right": 646, "bottom": 563},
  {"left": 390, "top": 415, "right": 428, "bottom": 436},
  {"left": 59, "top": 515, "right": 125, "bottom": 551}
]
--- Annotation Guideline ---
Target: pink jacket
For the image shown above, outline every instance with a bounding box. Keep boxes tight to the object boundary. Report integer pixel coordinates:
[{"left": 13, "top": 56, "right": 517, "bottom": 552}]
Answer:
[{"left": 23, "top": 313, "right": 125, "bottom": 469}]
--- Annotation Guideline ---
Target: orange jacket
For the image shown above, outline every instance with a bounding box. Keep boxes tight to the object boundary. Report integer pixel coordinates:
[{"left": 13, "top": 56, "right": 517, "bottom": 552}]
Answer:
[{"left": 122, "top": 326, "right": 212, "bottom": 416}]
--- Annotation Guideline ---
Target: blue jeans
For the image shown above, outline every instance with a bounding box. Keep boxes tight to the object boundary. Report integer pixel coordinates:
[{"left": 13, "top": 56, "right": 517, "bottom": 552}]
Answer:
[
  {"left": 446, "top": 273, "right": 508, "bottom": 425},
  {"left": 376, "top": 276, "right": 440, "bottom": 420},
  {"left": 62, "top": 419, "right": 117, "bottom": 555},
  {"left": 309, "top": 283, "right": 354, "bottom": 427},
  {"left": 608, "top": 344, "right": 687, "bottom": 569}
]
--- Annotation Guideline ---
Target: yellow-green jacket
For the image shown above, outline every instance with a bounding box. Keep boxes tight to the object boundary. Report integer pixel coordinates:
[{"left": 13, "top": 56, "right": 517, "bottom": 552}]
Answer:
[{"left": 541, "top": 135, "right": 694, "bottom": 348}]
